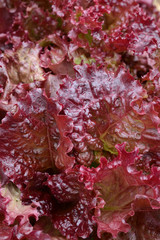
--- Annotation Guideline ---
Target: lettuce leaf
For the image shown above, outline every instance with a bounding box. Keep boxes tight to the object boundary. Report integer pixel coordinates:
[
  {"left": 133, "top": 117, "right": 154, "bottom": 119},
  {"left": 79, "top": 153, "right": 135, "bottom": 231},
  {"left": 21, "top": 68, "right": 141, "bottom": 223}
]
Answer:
[
  {"left": 0, "top": 88, "right": 74, "bottom": 187},
  {"left": 45, "top": 168, "right": 96, "bottom": 240},
  {"left": 58, "top": 64, "right": 160, "bottom": 165},
  {"left": 80, "top": 143, "right": 160, "bottom": 238}
]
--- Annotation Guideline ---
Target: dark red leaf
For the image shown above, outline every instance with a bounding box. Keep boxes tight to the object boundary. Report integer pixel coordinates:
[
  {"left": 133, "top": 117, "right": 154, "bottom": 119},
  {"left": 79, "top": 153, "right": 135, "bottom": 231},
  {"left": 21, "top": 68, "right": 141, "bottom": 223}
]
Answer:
[
  {"left": 45, "top": 169, "right": 96, "bottom": 239},
  {"left": 0, "top": 88, "right": 74, "bottom": 186},
  {"left": 58, "top": 64, "right": 160, "bottom": 165}
]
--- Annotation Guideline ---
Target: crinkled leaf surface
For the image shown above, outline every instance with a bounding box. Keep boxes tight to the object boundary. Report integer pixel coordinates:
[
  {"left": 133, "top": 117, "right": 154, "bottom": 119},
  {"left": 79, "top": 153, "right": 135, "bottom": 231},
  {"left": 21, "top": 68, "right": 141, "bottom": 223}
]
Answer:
[
  {"left": 24, "top": 2, "right": 56, "bottom": 41},
  {"left": 3, "top": 42, "right": 45, "bottom": 84},
  {"left": 0, "top": 183, "right": 40, "bottom": 236},
  {"left": 104, "top": 2, "right": 160, "bottom": 55},
  {"left": 21, "top": 172, "right": 54, "bottom": 217},
  {"left": 0, "top": 88, "right": 74, "bottom": 186},
  {"left": 58, "top": 64, "right": 160, "bottom": 165},
  {"left": 142, "top": 68, "right": 160, "bottom": 97},
  {"left": 80, "top": 143, "right": 160, "bottom": 238},
  {"left": 0, "top": 181, "right": 66, "bottom": 240},
  {"left": 45, "top": 169, "right": 96, "bottom": 240}
]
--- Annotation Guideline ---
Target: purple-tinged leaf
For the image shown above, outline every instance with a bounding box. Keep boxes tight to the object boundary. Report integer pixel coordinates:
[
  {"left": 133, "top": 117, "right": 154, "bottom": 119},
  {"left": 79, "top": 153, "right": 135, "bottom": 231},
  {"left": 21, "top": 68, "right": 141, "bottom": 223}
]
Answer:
[
  {"left": 0, "top": 88, "right": 74, "bottom": 187},
  {"left": 80, "top": 143, "right": 160, "bottom": 238}
]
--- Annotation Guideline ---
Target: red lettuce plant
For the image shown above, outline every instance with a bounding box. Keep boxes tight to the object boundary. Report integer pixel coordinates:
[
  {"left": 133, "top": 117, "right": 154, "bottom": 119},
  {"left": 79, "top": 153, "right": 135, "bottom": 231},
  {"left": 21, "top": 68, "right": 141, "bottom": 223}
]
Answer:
[{"left": 0, "top": 0, "right": 160, "bottom": 239}]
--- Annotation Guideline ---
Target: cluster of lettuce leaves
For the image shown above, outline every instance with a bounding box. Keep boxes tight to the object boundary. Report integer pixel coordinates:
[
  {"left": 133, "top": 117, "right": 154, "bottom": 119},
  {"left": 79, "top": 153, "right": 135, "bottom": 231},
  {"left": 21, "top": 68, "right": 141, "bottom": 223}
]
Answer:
[{"left": 0, "top": 0, "right": 160, "bottom": 239}]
